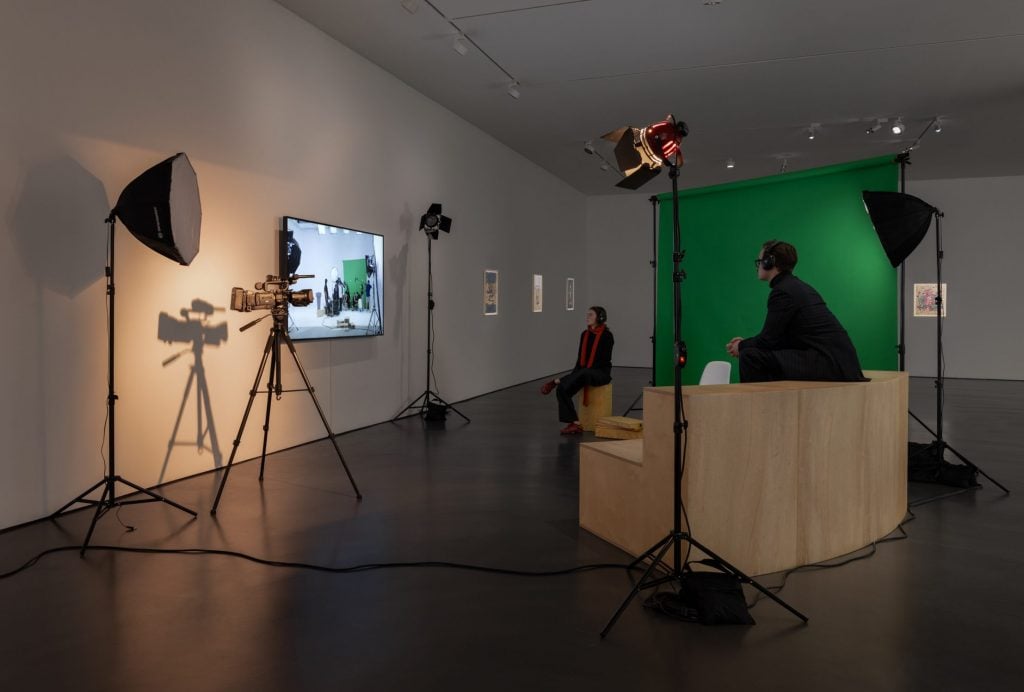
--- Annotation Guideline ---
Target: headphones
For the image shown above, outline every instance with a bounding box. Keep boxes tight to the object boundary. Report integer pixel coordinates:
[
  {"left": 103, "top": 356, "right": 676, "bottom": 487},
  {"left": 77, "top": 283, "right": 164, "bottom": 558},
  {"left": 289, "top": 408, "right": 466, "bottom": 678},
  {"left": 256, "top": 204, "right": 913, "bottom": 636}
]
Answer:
[
  {"left": 760, "top": 241, "right": 779, "bottom": 271},
  {"left": 591, "top": 306, "right": 607, "bottom": 325}
]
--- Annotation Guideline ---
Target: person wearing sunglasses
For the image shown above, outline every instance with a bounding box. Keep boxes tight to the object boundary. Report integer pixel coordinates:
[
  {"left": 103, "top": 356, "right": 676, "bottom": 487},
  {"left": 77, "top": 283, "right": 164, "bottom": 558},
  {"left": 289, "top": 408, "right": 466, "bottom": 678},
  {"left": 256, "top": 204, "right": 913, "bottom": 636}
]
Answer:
[{"left": 725, "top": 240, "right": 866, "bottom": 383}]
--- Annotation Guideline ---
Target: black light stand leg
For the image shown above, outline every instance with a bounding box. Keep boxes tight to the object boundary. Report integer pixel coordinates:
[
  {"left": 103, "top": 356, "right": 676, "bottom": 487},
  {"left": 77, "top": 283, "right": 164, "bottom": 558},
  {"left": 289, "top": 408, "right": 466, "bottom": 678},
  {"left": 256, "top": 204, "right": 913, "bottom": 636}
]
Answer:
[
  {"left": 908, "top": 412, "right": 1010, "bottom": 494},
  {"left": 211, "top": 328, "right": 276, "bottom": 514},
  {"left": 600, "top": 534, "right": 674, "bottom": 638},
  {"left": 282, "top": 331, "right": 362, "bottom": 499}
]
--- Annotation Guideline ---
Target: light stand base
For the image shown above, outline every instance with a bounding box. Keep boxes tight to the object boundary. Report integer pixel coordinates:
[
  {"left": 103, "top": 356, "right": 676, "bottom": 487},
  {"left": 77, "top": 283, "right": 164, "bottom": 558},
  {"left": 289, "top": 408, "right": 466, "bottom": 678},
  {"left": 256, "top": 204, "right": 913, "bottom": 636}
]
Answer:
[
  {"left": 51, "top": 476, "right": 197, "bottom": 556},
  {"left": 601, "top": 530, "right": 808, "bottom": 638},
  {"left": 391, "top": 389, "right": 469, "bottom": 423}
]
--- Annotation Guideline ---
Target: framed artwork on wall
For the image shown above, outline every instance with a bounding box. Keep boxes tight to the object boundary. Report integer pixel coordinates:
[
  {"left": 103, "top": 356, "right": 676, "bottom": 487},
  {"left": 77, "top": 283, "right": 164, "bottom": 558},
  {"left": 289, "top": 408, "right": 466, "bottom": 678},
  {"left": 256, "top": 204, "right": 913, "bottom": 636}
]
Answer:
[
  {"left": 913, "top": 283, "right": 947, "bottom": 317},
  {"left": 484, "top": 270, "right": 498, "bottom": 315},
  {"left": 532, "top": 274, "right": 543, "bottom": 312},
  {"left": 566, "top": 278, "right": 575, "bottom": 311}
]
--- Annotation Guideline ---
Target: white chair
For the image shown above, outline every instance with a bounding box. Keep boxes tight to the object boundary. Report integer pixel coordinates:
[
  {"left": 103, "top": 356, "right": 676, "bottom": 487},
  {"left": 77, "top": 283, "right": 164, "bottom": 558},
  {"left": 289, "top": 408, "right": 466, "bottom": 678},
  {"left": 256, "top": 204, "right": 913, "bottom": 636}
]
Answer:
[{"left": 699, "top": 360, "right": 732, "bottom": 385}]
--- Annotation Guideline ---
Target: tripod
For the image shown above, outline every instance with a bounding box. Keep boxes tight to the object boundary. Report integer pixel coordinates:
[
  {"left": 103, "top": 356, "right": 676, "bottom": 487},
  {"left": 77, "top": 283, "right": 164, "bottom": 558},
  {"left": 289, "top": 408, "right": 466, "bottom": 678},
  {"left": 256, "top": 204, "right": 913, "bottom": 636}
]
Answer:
[
  {"left": 893, "top": 154, "right": 1007, "bottom": 494},
  {"left": 622, "top": 194, "right": 660, "bottom": 416},
  {"left": 210, "top": 300, "right": 362, "bottom": 514},
  {"left": 601, "top": 165, "right": 807, "bottom": 637},
  {"left": 392, "top": 234, "right": 469, "bottom": 423},
  {"left": 51, "top": 215, "right": 197, "bottom": 555}
]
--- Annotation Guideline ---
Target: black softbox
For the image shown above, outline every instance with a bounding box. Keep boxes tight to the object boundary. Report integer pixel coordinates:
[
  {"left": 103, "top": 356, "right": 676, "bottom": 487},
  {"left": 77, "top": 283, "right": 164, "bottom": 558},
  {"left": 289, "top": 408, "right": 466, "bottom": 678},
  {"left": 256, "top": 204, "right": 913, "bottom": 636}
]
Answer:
[
  {"left": 862, "top": 190, "right": 935, "bottom": 267},
  {"left": 112, "top": 152, "right": 201, "bottom": 265}
]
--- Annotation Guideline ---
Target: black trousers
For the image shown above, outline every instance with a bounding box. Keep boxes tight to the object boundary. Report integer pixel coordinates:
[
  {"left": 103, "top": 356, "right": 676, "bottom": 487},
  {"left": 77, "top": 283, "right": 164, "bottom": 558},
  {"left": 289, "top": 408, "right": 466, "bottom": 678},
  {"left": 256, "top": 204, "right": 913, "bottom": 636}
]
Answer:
[
  {"left": 556, "top": 368, "right": 612, "bottom": 423},
  {"left": 739, "top": 347, "right": 839, "bottom": 383}
]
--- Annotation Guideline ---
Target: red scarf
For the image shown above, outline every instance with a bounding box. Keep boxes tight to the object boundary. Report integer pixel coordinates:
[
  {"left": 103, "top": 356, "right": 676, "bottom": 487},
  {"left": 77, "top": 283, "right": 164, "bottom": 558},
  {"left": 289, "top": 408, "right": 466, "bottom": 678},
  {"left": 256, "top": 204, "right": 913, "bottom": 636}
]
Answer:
[{"left": 579, "top": 324, "right": 606, "bottom": 405}]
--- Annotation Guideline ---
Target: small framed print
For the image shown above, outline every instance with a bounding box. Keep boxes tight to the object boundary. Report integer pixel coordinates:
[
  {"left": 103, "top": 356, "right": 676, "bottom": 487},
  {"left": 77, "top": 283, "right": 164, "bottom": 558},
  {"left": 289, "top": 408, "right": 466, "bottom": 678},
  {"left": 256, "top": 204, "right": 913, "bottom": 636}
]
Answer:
[
  {"left": 566, "top": 278, "right": 575, "bottom": 311},
  {"left": 484, "top": 270, "right": 498, "bottom": 315},
  {"left": 914, "top": 283, "right": 947, "bottom": 317},
  {"left": 532, "top": 274, "right": 543, "bottom": 312}
]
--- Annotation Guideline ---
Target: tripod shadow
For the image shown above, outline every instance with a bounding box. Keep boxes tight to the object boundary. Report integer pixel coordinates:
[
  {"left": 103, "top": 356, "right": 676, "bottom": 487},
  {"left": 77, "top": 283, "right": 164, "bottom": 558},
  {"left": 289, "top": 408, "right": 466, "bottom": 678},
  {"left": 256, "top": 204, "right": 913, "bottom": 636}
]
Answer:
[{"left": 157, "top": 298, "right": 228, "bottom": 483}]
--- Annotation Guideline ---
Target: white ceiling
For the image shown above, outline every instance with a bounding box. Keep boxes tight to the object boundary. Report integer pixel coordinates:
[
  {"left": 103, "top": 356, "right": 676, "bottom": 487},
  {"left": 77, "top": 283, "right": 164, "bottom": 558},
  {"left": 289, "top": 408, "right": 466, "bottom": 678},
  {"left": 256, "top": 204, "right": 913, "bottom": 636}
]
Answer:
[{"left": 274, "top": 0, "right": 1024, "bottom": 195}]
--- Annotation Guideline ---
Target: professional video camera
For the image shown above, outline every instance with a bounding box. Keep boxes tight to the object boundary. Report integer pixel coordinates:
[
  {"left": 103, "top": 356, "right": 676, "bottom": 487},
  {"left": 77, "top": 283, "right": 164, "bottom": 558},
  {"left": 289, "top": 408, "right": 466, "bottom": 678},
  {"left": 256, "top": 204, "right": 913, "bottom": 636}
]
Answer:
[{"left": 230, "top": 274, "right": 314, "bottom": 313}]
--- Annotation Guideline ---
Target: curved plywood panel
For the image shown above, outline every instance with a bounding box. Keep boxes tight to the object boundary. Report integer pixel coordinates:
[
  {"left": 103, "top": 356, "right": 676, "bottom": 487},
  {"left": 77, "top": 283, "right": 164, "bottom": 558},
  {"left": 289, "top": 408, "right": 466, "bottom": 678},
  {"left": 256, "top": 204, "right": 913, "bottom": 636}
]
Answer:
[{"left": 580, "top": 372, "right": 907, "bottom": 576}]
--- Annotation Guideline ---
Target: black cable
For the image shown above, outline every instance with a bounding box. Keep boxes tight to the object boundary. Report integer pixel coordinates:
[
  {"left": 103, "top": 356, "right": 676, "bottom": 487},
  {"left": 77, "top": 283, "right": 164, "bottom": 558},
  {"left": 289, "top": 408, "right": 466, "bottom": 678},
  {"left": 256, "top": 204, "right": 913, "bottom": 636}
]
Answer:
[
  {"left": 745, "top": 511, "right": 915, "bottom": 609},
  {"left": 0, "top": 544, "right": 640, "bottom": 582}
]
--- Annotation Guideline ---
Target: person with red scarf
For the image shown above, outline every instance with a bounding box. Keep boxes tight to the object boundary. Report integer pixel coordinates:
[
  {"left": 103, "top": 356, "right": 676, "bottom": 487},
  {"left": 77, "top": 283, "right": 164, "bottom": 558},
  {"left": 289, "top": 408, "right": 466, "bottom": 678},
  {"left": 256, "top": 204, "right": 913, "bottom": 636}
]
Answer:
[{"left": 540, "top": 306, "right": 614, "bottom": 435}]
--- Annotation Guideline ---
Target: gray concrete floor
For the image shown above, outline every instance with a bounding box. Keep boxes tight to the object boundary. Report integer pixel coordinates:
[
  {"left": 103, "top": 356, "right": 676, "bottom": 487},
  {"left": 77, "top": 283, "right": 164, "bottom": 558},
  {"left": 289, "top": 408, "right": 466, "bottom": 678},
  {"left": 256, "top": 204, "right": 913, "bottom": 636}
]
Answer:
[{"left": 1, "top": 370, "right": 1021, "bottom": 691}]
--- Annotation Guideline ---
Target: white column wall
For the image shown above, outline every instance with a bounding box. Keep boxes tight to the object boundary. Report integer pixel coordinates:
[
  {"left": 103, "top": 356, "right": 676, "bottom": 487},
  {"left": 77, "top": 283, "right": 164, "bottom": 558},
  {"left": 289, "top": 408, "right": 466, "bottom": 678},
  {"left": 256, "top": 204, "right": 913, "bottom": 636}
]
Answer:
[{"left": 0, "top": 0, "right": 586, "bottom": 528}]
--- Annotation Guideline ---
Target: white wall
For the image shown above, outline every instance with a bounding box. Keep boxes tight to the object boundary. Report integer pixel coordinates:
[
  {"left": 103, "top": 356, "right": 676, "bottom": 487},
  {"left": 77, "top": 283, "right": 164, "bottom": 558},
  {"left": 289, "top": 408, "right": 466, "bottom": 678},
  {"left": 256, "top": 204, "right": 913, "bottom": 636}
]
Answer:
[
  {"left": 0, "top": 0, "right": 586, "bottom": 528},
  {"left": 584, "top": 193, "right": 657, "bottom": 367},
  {"left": 904, "top": 176, "right": 1024, "bottom": 380}
]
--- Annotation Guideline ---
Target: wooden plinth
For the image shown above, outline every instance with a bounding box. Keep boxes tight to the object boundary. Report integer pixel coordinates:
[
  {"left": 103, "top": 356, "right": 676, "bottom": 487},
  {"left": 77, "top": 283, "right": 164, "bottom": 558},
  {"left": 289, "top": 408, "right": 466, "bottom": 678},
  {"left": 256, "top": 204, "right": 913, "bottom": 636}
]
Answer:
[
  {"left": 577, "top": 384, "right": 612, "bottom": 431},
  {"left": 579, "top": 371, "right": 908, "bottom": 576}
]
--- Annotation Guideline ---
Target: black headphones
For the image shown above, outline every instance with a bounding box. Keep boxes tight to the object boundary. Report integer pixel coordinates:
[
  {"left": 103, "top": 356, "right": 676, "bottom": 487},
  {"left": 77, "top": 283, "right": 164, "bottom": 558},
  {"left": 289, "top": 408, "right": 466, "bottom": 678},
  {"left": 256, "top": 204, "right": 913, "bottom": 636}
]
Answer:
[
  {"left": 760, "top": 241, "right": 779, "bottom": 271},
  {"left": 591, "top": 306, "right": 607, "bottom": 325}
]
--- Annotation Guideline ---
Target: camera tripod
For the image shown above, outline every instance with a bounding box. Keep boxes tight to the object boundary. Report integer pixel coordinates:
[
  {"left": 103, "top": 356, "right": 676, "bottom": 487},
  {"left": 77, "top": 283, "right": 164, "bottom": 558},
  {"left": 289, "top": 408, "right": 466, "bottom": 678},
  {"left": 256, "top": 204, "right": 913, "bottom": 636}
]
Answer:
[{"left": 210, "top": 301, "right": 361, "bottom": 514}]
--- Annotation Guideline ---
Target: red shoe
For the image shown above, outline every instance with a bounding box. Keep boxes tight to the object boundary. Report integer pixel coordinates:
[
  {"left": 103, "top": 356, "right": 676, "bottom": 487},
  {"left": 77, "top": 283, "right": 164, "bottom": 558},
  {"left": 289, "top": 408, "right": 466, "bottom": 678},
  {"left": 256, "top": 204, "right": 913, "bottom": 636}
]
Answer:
[
  {"left": 560, "top": 422, "right": 583, "bottom": 435},
  {"left": 540, "top": 380, "right": 556, "bottom": 395}
]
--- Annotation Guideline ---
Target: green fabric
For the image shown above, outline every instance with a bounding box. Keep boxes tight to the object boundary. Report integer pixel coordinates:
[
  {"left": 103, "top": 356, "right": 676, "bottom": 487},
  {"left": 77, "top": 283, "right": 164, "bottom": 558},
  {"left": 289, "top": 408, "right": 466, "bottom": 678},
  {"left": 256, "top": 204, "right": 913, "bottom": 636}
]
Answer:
[
  {"left": 655, "top": 156, "right": 898, "bottom": 385},
  {"left": 342, "top": 259, "right": 368, "bottom": 299}
]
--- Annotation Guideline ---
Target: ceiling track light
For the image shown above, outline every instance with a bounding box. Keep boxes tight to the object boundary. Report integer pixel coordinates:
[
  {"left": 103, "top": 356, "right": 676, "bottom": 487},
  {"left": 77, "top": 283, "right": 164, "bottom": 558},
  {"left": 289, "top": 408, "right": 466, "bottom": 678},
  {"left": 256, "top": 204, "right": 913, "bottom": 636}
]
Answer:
[
  {"left": 726, "top": 158, "right": 736, "bottom": 169},
  {"left": 807, "top": 123, "right": 820, "bottom": 140},
  {"left": 891, "top": 118, "right": 905, "bottom": 135},
  {"left": 452, "top": 34, "right": 468, "bottom": 55},
  {"left": 506, "top": 80, "right": 520, "bottom": 99},
  {"left": 866, "top": 118, "right": 885, "bottom": 135},
  {"left": 933, "top": 118, "right": 943, "bottom": 134}
]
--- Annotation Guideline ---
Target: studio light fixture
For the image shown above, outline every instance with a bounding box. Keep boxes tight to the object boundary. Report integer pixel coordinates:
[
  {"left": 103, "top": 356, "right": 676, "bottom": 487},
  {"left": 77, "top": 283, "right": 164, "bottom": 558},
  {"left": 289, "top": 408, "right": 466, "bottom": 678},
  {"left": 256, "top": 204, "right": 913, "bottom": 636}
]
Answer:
[
  {"left": 420, "top": 202, "right": 452, "bottom": 240},
  {"left": 891, "top": 118, "right": 905, "bottom": 135},
  {"left": 934, "top": 118, "right": 943, "bottom": 133},
  {"left": 51, "top": 152, "right": 202, "bottom": 552},
  {"left": 452, "top": 34, "right": 468, "bottom": 56},
  {"left": 600, "top": 114, "right": 688, "bottom": 189},
  {"left": 506, "top": 80, "right": 521, "bottom": 99},
  {"left": 807, "top": 123, "right": 819, "bottom": 140},
  {"left": 726, "top": 158, "right": 736, "bottom": 169}
]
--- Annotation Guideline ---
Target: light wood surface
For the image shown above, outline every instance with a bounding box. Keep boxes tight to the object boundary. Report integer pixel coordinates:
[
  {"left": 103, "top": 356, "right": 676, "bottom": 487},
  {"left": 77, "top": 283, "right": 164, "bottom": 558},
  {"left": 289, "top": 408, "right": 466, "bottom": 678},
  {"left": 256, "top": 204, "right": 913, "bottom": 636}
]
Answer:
[
  {"left": 577, "top": 383, "right": 612, "bottom": 431},
  {"left": 579, "top": 371, "right": 908, "bottom": 575}
]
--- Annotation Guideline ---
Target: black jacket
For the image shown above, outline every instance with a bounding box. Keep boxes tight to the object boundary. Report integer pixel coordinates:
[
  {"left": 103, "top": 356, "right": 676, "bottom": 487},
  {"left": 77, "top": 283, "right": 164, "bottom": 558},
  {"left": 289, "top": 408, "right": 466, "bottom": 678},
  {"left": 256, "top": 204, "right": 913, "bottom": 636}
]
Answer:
[
  {"left": 573, "top": 327, "right": 614, "bottom": 376},
  {"left": 740, "top": 273, "right": 865, "bottom": 381}
]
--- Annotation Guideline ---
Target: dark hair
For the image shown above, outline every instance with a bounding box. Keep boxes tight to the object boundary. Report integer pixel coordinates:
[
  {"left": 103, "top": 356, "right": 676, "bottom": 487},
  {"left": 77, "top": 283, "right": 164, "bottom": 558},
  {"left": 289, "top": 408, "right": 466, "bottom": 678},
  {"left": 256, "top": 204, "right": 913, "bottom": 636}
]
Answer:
[
  {"left": 762, "top": 240, "right": 798, "bottom": 272},
  {"left": 589, "top": 305, "right": 607, "bottom": 325}
]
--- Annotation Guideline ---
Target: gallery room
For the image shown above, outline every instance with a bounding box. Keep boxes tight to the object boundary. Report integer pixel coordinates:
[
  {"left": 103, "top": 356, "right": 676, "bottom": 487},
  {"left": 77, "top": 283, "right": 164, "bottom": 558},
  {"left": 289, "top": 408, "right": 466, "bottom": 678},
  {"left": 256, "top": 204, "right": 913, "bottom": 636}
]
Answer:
[{"left": 1, "top": 1, "right": 1022, "bottom": 690}]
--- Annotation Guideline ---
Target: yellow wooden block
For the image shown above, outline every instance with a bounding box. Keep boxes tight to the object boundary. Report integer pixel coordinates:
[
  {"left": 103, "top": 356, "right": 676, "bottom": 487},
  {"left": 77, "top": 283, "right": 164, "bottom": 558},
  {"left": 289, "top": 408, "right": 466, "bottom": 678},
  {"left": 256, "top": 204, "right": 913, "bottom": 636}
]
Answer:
[
  {"left": 577, "top": 383, "right": 613, "bottom": 432},
  {"left": 597, "top": 415, "right": 643, "bottom": 432},
  {"left": 595, "top": 425, "right": 643, "bottom": 440}
]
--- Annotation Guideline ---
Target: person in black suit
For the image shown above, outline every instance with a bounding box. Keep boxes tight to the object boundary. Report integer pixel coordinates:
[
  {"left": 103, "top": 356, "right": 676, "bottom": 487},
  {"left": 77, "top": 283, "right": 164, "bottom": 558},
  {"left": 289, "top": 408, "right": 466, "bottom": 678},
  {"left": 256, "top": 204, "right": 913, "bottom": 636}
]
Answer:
[{"left": 726, "top": 240, "right": 866, "bottom": 383}]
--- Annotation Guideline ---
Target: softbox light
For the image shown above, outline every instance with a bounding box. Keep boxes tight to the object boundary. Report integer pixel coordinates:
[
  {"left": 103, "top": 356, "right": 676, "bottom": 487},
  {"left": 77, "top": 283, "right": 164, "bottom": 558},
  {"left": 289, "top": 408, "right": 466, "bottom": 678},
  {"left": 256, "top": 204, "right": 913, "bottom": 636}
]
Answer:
[
  {"left": 862, "top": 190, "right": 935, "bottom": 267},
  {"left": 112, "top": 152, "right": 201, "bottom": 265},
  {"left": 602, "top": 115, "right": 688, "bottom": 190},
  {"left": 420, "top": 203, "right": 452, "bottom": 240}
]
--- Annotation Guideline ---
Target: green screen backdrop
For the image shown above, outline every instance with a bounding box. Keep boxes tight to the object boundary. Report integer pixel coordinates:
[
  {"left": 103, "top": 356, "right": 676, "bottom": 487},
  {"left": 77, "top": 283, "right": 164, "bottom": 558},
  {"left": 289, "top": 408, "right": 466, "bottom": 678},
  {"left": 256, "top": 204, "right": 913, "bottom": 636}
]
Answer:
[{"left": 655, "top": 156, "right": 898, "bottom": 385}]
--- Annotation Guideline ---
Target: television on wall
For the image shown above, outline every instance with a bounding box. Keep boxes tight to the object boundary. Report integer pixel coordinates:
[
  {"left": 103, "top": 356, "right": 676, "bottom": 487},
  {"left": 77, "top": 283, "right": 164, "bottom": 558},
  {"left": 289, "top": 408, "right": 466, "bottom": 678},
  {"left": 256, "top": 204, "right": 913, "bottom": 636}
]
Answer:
[{"left": 280, "top": 215, "right": 384, "bottom": 340}]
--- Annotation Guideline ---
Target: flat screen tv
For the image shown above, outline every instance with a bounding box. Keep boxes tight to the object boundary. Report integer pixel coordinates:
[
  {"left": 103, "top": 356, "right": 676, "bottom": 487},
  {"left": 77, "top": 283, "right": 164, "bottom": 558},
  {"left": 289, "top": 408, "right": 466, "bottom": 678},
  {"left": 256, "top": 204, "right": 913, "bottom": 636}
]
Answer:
[{"left": 280, "top": 215, "right": 384, "bottom": 340}]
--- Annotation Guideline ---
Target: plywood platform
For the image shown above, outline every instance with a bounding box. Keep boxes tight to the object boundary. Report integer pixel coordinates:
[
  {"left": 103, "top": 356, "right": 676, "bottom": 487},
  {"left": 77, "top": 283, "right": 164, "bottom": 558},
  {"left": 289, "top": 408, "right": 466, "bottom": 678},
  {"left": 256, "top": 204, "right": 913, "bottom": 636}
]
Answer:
[{"left": 580, "top": 371, "right": 908, "bottom": 576}]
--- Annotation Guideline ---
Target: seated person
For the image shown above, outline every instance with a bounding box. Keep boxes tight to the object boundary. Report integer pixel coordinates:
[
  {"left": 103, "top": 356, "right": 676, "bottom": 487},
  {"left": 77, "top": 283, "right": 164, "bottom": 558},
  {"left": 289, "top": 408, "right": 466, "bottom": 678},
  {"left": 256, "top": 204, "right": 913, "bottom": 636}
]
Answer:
[
  {"left": 540, "top": 306, "right": 614, "bottom": 435},
  {"left": 726, "top": 240, "right": 866, "bottom": 383}
]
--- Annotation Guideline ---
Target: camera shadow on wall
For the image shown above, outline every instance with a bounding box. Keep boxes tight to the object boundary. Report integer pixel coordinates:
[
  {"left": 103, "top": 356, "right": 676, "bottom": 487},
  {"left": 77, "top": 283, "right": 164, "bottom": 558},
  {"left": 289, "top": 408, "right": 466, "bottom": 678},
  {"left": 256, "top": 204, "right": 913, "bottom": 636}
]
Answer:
[{"left": 157, "top": 298, "right": 228, "bottom": 482}]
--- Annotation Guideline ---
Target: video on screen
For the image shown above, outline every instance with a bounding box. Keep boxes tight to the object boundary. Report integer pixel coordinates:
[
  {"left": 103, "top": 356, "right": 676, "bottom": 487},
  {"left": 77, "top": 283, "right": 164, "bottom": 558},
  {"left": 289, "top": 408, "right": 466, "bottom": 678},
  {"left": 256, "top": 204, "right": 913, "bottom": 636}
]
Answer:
[{"left": 281, "top": 216, "right": 384, "bottom": 340}]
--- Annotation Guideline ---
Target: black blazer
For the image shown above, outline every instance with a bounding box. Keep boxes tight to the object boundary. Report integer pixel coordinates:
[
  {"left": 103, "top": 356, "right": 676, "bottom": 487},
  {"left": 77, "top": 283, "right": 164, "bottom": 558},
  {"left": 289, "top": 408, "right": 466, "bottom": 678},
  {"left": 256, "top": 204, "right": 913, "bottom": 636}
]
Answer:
[{"left": 739, "top": 273, "right": 865, "bottom": 381}]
